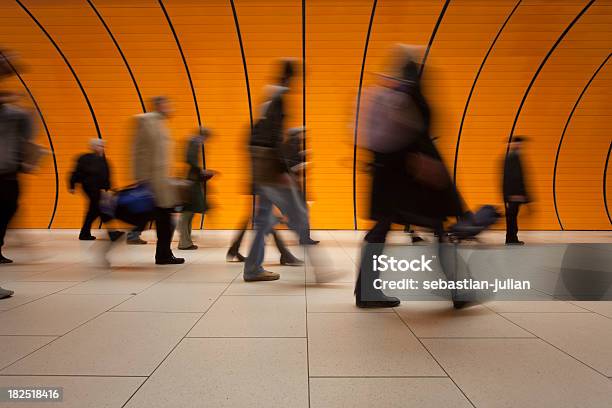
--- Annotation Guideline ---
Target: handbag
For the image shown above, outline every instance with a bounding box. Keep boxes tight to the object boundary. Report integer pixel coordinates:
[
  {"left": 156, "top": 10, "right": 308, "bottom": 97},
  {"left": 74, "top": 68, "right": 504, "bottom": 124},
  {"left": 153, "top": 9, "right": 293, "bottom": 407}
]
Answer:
[
  {"left": 116, "top": 184, "right": 155, "bottom": 214},
  {"left": 405, "top": 152, "right": 451, "bottom": 191}
]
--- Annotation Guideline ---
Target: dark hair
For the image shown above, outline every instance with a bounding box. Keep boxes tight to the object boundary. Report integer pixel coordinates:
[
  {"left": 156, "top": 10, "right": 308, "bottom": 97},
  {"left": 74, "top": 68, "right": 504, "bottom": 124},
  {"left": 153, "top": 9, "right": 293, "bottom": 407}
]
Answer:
[
  {"left": 513, "top": 136, "right": 526, "bottom": 143},
  {"left": 151, "top": 95, "right": 169, "bottom": 108},
  {"left": 279, "top": 59, "right": 296, "bottom": 86}
]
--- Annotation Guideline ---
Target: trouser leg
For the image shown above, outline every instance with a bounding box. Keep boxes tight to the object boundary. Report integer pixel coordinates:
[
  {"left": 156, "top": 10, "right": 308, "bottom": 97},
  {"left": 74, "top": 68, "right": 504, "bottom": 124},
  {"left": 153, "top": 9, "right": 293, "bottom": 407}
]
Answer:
[
  {"left": 80, "top": 189, "right": 100, "bottom": 238},
  {"left": 356, "top": 218, "right": 391, "bottom": 301},
  {"left": 260, "top": 186, "right": 309, "bottom": 243},
  {"left": 244, "top": 193, "right": 274, "bottom": 276},
  {"left": 0, "top": 178, "right": 19, "bottom": 250},
  {"left": 271, "top": 229, "right": 294, "bottom": 258},
  {"left": 178, "top": 211, "right": 194, "bottom": 248},
  {"left": 154, "top": 207, "right": 174, "bottom": 260},
  {"left": 228, "top": 219, "right": 249, "bottom": 255},
  {"left": 505, "top": 201, "right": 520, "bottom": 242}
]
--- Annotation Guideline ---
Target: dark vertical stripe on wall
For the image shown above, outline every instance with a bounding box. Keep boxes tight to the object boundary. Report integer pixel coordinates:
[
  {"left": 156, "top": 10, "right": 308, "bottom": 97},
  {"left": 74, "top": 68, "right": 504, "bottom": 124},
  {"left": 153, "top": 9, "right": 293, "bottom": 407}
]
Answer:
[
  {"left": 158, "top": 0, "right": 201, "bottom": 127},
  {"left": 229, "top": 0, "right": 255, "bottom": 223},
  {"left": 553, "top": 53, "right": 610, "bottom": 230},
  {"left": 157, "top": 0, "right": 207, "bottom": 228},
  {"left": 352, "top": 0, "right": 378, "bottom": 230},
  {"left": 453, "top": 0, "right": 521, "bottom": 183},
  {"left": 419, "top": 0, "right": 451, "bottom": 77},
  {"left": 87, "top": 0, "right": 146, "bottom": 113},
  {"left": 1, "top": 52, "right": 59, "bottom": 229},
  {"left": 16, "top": 0, "right": 102, "bottom": 141},
  {"left": 302, "top": 0, "right": 307, "bottom": 199},
  {"left": 604, "top": 141, "right": 612, "bottom": 225},
  {"left": 506, "top": 0, "right": 595, "bottom": 151}
]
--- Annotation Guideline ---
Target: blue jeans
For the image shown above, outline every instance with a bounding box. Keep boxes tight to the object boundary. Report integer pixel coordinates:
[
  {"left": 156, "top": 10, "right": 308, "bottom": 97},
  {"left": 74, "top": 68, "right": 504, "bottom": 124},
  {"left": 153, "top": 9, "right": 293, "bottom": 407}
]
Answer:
[{"left": 244, "top": 183, "right": 309, "bottom": 277}]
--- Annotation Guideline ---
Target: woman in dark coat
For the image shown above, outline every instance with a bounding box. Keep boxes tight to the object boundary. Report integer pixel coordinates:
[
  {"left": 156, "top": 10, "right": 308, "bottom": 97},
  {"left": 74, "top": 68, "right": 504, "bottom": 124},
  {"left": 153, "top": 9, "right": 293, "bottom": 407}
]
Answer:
[
  {"left": 356, "top": 51, "right": 463, "bottom": 308},
  {"left": 177, "top": 127, "right": 213, "bottom": 250}
]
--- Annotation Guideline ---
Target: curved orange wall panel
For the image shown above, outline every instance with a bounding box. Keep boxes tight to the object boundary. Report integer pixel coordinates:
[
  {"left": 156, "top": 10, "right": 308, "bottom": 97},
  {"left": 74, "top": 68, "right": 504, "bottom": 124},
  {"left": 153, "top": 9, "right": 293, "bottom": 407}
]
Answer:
[{"left": 0, "top": 0, "right": 609, "bottom": 230}]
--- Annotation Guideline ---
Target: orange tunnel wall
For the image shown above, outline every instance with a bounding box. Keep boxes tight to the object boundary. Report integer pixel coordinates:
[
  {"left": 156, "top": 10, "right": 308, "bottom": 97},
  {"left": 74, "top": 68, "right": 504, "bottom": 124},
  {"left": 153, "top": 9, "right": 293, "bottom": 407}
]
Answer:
[{"left": 1, "top": 0, "right": 610, "bottom": 230}]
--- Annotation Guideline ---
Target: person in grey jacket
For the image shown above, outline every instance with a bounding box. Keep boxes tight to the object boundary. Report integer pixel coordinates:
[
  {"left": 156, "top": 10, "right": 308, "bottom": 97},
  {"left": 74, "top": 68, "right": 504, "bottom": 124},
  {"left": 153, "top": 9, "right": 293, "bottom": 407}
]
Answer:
[{"left": 0, "top": 87, "right": 34, "bottom": 298}]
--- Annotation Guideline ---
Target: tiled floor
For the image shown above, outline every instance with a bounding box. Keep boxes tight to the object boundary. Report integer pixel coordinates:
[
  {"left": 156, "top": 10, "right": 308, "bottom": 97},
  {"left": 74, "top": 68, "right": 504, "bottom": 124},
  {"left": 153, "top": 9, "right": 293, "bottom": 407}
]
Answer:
[{"left": 0, "top": 229, "right": 611, "bottom": 407}]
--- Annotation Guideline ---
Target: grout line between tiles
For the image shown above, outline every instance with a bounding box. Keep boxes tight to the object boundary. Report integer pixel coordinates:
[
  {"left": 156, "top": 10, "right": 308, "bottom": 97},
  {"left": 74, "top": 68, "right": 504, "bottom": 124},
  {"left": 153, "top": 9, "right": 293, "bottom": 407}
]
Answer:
[
  {"left": 120, "top": 266, "right": 239, "bottom": 408},
  {"left": 484, "top": 303, "right": 612, "bottom": 379},
  {"left": 0, "top": 293, "right": 137, "bottom": 372},
  {"left": 393, "top": 308, "right": 477, "bottom": 408},
  {"left": 309, "top": 375, "right": 450, "bottom": 379}
]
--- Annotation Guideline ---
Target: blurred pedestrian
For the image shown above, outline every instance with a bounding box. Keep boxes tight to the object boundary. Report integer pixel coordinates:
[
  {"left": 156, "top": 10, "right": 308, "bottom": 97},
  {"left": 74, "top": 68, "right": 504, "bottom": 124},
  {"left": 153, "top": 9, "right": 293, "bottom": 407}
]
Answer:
[
  {"left": 0, "top": 51, "right": 30, "bottom": 298},
  {"left": 243, "top": 59, "right": 313, "bottom": 281},
  {"left": 69, "top": 139, "right": 111, "bottom": 240},
  {"left": 133, "top": 96, "right": 184, "bottom": 265},
  {"left": 356, "top": 46, "right": 463, "bottom": 308},
  {"left": 503, "top": 136, "right": 529, "bottom": 245},
  {"left": 177, "top": 127, "right": 214, "bottom": 250}
]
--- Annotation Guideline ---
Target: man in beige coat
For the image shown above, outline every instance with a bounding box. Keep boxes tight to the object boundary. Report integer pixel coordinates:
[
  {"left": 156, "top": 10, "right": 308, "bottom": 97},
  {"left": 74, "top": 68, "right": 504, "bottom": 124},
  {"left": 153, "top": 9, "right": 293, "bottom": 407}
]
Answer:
[{"left": 133, "top": 96, "right": 184, "bottom": 265}]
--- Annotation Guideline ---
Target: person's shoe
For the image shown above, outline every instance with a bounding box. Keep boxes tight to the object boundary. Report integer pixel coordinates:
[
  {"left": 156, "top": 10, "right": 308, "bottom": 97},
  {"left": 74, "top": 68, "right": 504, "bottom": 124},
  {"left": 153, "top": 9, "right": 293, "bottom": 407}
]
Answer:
[
  {"left": 127, "top": 238, "right": 147, "bottom": 245},
  {"left": 178, "top": 244, "right": 198, "bottom": 250},
  {"left": 0, "top": 255, "right": 13, "bottom": 264},
  {"left": 79, "top": 235, "right": 96, "bottom": 241},
  {"left": 280, "top": 254, "right": 304, "bottom": 266},
  {"left": 453, "top": 300, "right": 477, "bottom": 309},
  {"left": 155, "top": 256, "right": 185, "bottom": 265},
  {"left": 0, "top": 287, "right": 14, "bottom": 299},
  {"left": 226, "top": 250, "right": 246, "bottom": 262},
  {"left": 244, "top": 270, "right": 280, "bottom": 282},
  {"left": 411, "top": 235, "right": 425, "bottom": 244},
  {"left": 356, "top": 296, "right": 400, "bottom": 308},
  {"left": 300, "top": 238, "right": 320, "bottom": 245},
  {"left": 505, "top": 240, "right": 525, "bottom": 246},
  {"left": 108, "top": 231, "right": 125, "bottom": 242}
]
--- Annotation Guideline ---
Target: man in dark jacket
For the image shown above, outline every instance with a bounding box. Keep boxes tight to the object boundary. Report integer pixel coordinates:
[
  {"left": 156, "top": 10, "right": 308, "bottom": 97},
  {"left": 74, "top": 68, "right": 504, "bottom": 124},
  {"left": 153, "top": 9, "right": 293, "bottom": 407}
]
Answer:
[
  {"left": 243, "top": 59, "right": 315, "bottom": 282},
  {"left": 69, "top": 139, "right": 111, "bottom": 240},
  {"left": 503, "top": 136, "right": 529, "bottom": 245}
]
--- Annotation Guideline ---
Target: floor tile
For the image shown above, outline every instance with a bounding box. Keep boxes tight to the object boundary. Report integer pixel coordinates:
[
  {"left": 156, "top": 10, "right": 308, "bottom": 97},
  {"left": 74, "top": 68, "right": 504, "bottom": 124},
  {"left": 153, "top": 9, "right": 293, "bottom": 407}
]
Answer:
[
  {"left": 60, "top": 271, "right": 173, "bottom": 295},
  {"left": 189, "top": 295, "right": 305, "bottom": 337},
  {"left": 0, "top": 336, "right": 55, "bottom": 369},
  {"left": 306, "top": 283, "right": 393, "bottom": 313},
  {"left": 395, "top": 302, "right": 533, "bottom": 338},
  {"left": 570, "top": 301, "right": 612, "bottom": 318},
  {"left": 225, "top": 278, "right": 305, "bottom": 296},
  {"left": 0, "top": 294, "right": 129, "bottom": 335},
  {"left": 124, "top": 338, "right": 308, "bottom": 408},
  {"left": 113, "top": 282, "right": 226, "bottom": 313},
  {"left": 424, "top": 338, "right": 612, "bottom": 408},
  {"left": 0, "top": 376, "right": 144, "bottom": 408},
  {"left": 164, "top": 263, "right": 241, "bottom": 283},
  {"left": 310, "top": 378, "right": 472, "bottom": 408},
  {"left": 17, "top": 263, "right": 109, "bottom": 282},
  {"left": 502, "top": 312, "right": 612, "bottom": 376},
  {"left": 486, "top": 300, "right": 588, "bottom": 313},
  {"left": 0, "top": 282, "right": 77, "bottom": 311},
  {"left": 308, "top": 313, "right": 443, "bottom": 377},
  {"left": 2, "top": 312, "right": 200, "bottom": 376}
]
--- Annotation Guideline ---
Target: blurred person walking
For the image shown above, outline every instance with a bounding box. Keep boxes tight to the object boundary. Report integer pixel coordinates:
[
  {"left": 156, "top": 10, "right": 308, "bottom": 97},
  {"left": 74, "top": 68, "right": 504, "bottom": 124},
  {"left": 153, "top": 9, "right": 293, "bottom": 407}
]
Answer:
[
  {"left": 0, "top": 52, "right": 33, "bottom": 298},
  {"left": 226, "top": 127, "right": 311, "bottom": 266},
  {"left": 133, "top": 96, "right": 184, "bottom": 265},
  {"left": 177, "top": 127, "right": 214, "bottom": 250},
  {"left": 69, "top": 139, "right": 111, "bottom": 240},
  {"left": 356, "top": 47, "right": 463, "bottom": 308},
  {"left": 243, "top": 59, "right": 315, "bottom": 281},
  {"left": 503, "top": 136, "right": 529, "bottom": 245}
]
